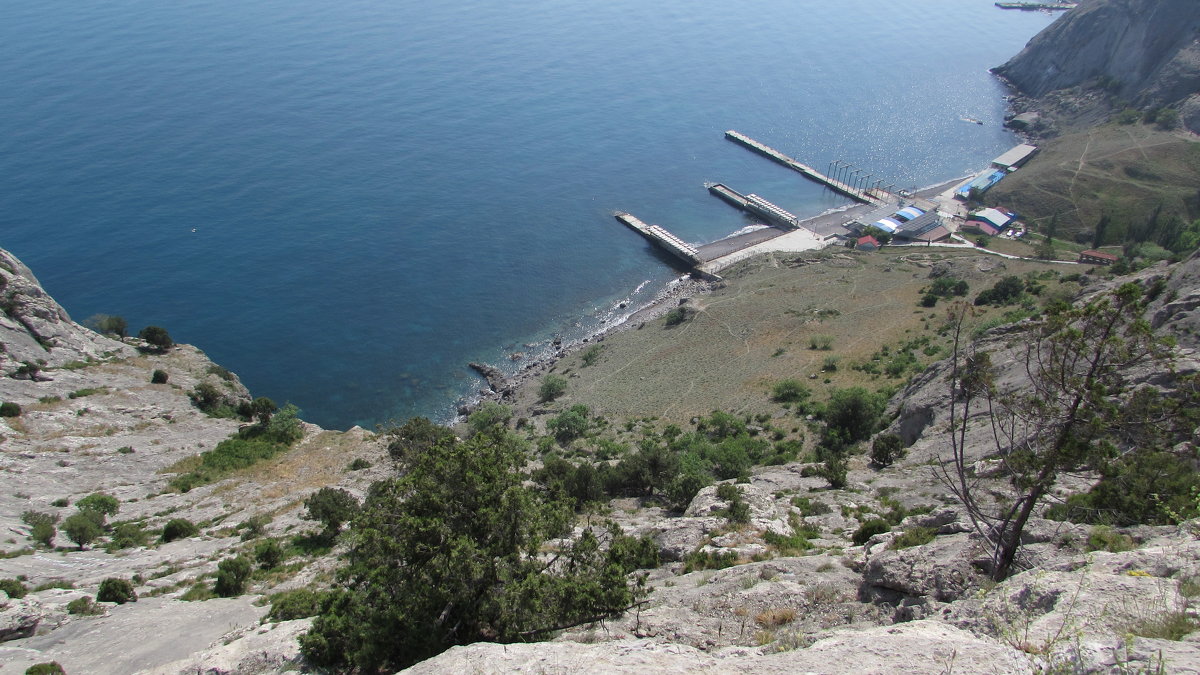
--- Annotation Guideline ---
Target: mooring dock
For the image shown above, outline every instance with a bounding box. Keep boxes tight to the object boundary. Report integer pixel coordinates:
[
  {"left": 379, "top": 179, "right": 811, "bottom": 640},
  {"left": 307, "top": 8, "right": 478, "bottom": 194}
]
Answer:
[
  {"left": 724, "top": 130, "right": 888, "bottom": 205},
  {"left": 614, "top": 212, "right": 702, "bottom": 266},
  {"left": 705, "top": 182, "right": 822, "bottom": 237}
]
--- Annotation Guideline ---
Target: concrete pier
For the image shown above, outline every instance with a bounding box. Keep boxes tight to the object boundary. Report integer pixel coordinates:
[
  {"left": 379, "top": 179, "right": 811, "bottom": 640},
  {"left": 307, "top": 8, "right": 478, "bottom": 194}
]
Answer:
[{"left": 725, "top": 130, "right": 888, "bottom": 205}]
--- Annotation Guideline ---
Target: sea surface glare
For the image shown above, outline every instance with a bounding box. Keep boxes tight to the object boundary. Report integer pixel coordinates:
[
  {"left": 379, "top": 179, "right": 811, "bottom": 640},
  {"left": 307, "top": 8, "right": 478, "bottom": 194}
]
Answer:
[{"left": 0, "top": 0, "right": 1057, "bottom": 429}]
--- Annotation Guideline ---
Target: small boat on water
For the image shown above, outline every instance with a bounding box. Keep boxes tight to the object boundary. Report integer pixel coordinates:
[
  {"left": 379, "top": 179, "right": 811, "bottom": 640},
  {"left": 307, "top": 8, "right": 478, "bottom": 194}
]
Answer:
[{"left": 961, "top": 116, "right": 984, "bottom": 125}]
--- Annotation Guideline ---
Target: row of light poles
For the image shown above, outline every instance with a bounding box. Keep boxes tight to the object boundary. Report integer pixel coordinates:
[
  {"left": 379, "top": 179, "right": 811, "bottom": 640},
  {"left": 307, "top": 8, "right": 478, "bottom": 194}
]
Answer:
[{"left": 825, "top": 160, "right": 898, "bottom": 198}]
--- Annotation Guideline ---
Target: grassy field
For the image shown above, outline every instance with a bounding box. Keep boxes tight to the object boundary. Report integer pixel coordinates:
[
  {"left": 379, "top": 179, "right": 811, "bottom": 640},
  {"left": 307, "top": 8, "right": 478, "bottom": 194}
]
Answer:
[
  {"left": 513, "top": 248, "right": 1073, "bottom": 425},
  {"left": 986, "top": 123, "right": 1200, "bottom": 243}
]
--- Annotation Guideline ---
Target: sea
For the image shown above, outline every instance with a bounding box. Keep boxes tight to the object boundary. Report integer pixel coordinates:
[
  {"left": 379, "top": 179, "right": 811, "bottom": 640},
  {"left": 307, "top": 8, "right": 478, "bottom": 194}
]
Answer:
[{"left": 0, "top": 0, "right": 1058, "bottom": 430}]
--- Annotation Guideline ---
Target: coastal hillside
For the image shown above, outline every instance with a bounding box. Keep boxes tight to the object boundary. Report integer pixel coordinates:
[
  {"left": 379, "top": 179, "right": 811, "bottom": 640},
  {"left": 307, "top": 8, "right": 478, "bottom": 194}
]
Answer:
[
  {"left": 4, "top": 244, "right": 1200, "bottom": 673},
  {"left": 994, "top": 0, "right": 1200, "bottom": 132}
]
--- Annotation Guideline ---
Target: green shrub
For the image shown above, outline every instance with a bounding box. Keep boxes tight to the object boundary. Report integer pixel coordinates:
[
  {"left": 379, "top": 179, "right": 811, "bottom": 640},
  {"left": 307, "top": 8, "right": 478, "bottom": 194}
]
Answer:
[
  {"left": 537, "top": 374, "right": 568, "bottom": 403},
  {"left": 161, "top": 518, "right": 199, "bottom": 543},
  {"left": 76, "top": 493, "right": 119, "bottom": 519},
  {"left": 21, "top": 511, "right": 58, "bottom": 547},
  {"left": 0, "top": 402, "right": 20, "bottom": 417},
  {"left": 809, "top": 335, "right": 833, "bottom": 350},
  {"left": 255, "top": 539, "right": 284, "bottom": 570},
  {"left": 852, "top": 518, "right": 891, "bottom": 545},
  {"left": 107, "top": 523, "right": 149, "bottom": 551},
  {"left": 771, "top": 379, "right": 811, "bottom": 404},
  {"left": 116, "top": 445, "right": 135, "bottom": 454},
  {"left": 682, "top": 549, "right": 738, "bottom": 573},
  {"left": 346, "top": 457, "right": 372, "bottom": 471},
  {"left": 0, "top": 578, "right": 28, "bottom": 599},
  {"left": 467, "top": 401, "right": 513, "bottom": 434},
  {"left": 214, "top": 556, "right": 253, "bottom": 597},
  {"left": 238, "top": 514, "right": 271, "bottom": 540},
  {"left": 869, "top": 434, "right": 906, "bottom": 467},
  {"left": 1087, "top": 525, "right": 1134, "bottom": 553},
  {"left": 66, "top": 596, "right": 103, "bottom": 616},
  {"left": 96, "top": 577, "right": 137, "bottom": 604},
  {"left": 24, "top": 663, "right": 66, "bottom": 675},
  {"left": 889, "top": 526, "right": 936, "bottom": 550},
  {"left": 303, "top": 487, "right": 360, "bottom": 535},
  {"left": 664, "top": 306, "right": 695, "bottom": 326},
  {"left": 150, "top": 369, "right": 169, "bottom": 384},
  {"left": 137, "top": 325, "right": 173, "bottom": 351},
  {"left": 547, "top": 404, "right": 590, "bottom": 444},
  {"left": 267, "top": 588, "right": 328, "bottom": 622},
  {"left": 61, "top": 512, "right": 103, "bottom": 549},
  {"left": 68, "top": 388, "right": 107, "bottom": 399},
  {"left": 580, "top": 344, "right": 604, "bottom": 367}
]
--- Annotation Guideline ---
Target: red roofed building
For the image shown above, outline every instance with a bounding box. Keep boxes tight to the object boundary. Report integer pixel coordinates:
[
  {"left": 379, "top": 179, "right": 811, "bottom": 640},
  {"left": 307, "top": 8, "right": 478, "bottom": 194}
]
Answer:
[
  {"left": 856, "top": 235, "right": 880, "bottom": 252},
  {"left": 961, "top": 220, "right": 1000, "bottom": 236},
  {"left": 1079, "top": 250, "right": 1118, "bottom": 265}
]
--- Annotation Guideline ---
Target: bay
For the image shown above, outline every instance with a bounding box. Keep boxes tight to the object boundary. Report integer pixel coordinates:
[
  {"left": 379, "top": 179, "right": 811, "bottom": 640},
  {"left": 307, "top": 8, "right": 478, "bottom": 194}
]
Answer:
[{"left": 0, "top": 0, "right": 1056, "bottom": 429}]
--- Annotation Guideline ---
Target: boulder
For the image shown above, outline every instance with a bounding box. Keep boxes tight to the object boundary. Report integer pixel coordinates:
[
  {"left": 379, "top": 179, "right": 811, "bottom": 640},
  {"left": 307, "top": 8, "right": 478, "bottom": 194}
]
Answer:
[
  {"left": 862, "top": 533, "right": 984, "bottom": 602},
  {"left": 0, "top": 594, "right": 44, "bottom": 642}
]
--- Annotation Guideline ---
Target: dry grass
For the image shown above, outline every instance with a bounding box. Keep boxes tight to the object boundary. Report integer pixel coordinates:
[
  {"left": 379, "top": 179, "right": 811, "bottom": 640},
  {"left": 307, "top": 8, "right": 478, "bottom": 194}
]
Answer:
[
  {"left": 986, "top": 124, "right": 1200, "bottom": 241},
  {"left": 523, "top": 249, "right": 1066, "bottom": 424},
  {"left": 755, "top": 607, "right": 797, "bottom": 628}
]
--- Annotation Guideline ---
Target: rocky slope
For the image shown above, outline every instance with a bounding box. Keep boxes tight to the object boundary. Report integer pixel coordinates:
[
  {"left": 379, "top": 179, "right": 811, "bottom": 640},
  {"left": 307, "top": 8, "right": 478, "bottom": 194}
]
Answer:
[
  {"left": 0, "top": 247, "right": 385, "bottom": 673},
  {"left": 993, "top": 0, "right": 1200, "bottom": 133},
  {"left": 4, "top": 246, "right": 1200, "bottom": 674}
]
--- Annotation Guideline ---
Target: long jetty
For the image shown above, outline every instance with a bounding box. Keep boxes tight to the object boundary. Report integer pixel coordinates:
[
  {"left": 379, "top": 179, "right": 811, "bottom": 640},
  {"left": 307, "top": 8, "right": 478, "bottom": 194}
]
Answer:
[{"left": 724, "top": 130, "right": 887, "bottom": 205}]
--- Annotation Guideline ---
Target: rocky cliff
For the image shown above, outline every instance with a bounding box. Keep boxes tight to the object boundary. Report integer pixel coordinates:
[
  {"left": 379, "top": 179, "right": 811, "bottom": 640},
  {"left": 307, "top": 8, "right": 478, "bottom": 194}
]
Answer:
[{"left": 994, "top": 0, "right": 1200, "bottom": 131}]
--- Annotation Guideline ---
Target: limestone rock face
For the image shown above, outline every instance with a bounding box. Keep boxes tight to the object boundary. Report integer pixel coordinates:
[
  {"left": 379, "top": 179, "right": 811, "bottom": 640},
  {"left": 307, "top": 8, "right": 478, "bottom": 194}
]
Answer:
[
  {"left": 994, "top": 0, "right": 1200, "bottom": 121},
  {"left": 0, "top": 247, "right": 132, "bottom": 373},
  {"left": 401, "top": 621, "right": 1033, "bottom": 675}
]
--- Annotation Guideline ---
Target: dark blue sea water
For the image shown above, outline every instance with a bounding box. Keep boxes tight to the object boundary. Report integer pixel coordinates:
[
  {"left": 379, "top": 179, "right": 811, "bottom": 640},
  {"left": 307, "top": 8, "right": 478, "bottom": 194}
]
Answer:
[{"left": 0, "top": 0, "right": 1056, "bottom": 429}]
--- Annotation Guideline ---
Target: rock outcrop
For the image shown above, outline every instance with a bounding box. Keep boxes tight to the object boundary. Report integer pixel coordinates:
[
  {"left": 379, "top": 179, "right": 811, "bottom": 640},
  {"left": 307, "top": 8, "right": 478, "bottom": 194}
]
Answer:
[
  {"left": 0, "top": 248, "right": 132, "bottom": 374},
  {"left": 994, "top": 0, "right": 1200, "bottom": 127}
]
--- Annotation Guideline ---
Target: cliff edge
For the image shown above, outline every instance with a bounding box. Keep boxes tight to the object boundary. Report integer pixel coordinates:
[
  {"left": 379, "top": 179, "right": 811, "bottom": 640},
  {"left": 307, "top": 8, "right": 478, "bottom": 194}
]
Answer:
[{"left": 994, "top": 0, "right": 1200, "bottom": 132}]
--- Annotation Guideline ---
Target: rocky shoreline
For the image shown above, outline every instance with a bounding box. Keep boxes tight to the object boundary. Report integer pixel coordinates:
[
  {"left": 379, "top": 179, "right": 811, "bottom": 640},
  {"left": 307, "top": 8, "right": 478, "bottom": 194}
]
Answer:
[{"left": 460, "top": 274, "right": 719, "bottom": 415}]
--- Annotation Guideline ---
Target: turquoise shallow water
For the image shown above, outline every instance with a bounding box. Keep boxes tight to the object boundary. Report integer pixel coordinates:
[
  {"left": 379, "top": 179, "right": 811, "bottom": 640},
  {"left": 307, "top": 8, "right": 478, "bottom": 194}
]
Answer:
[{"left": 0, "top": 0, "right": 1056, "bottom": 429}]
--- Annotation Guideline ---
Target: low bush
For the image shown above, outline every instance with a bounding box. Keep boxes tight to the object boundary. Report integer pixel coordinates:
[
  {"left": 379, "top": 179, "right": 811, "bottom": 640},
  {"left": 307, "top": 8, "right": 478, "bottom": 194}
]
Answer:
[
  {"left": 0, "top": 578, "right": 28, "bottom": 599},
  {"left": 682, "top": 549, "right": 738, "bottom": 573},
  {"left": 889, "top": 526, "right": 936, "bottom": 550},
  {"left": 267, "top": 588, "right": 328, "bottom": 622},
  {"left": 76, "top": 493, "right": 119, "bottom": 519},
  {"left": 150, "top": 369, "right": 169, "bottom": 384},
  {"left": 66, "top": 596, "right": 104, "bottom": 616},
  {"left": 24, "top": 663, "right": 66, "bottom": 675},
  {"left": 107, "top": 522, "right": 149, "bottom": 551},
  {"left": 580, "top": 344, "right": 604, "bottom": 367},
  {"left": 345, "top": 457, "right": 371, "bottom": 471},
  {"left": 255, "top": 539, "right": 284, "bottom": 570},
  {"left": 869, "top": 434, "right": 906, "bottom": 467},
  {"left": 96, "top": 577, "right": 137, "bottom": 604},
  {"left": 161, "top": 518, "right": 199, "bottom": 543},
  {"left": 214, "top": 555, "right": 253, "bottom": 597},
  {"left": 664, "top": 306, "right": 695, "bottom": 326},
  {"left": 851, "top": 518, "right": 891, "bottom": 545},
  {"left": 537, "top": 374, "right": 568, "bottom": 403},
  {"left": 0, "top": 402, "right": 20, "bottom": 417},
  {"left": 771, "top": 379, "right": 811, "bottom": 404},
  {"left": 1087, "top": 525, "right": 1134, "bottom": 553}
]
